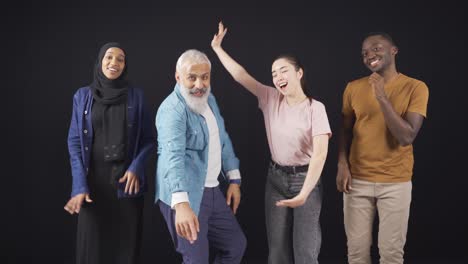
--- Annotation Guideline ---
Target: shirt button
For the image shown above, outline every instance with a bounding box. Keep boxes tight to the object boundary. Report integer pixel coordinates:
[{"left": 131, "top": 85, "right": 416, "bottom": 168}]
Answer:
[
  {"left": 85, "top": 147, "right": 88, "bottom": 151},
  {"left": 83, "top": 129, "right": 88, "bottom": 134},
  {"left": 84, "top": 110, "right": 88, "bottom": 115}
]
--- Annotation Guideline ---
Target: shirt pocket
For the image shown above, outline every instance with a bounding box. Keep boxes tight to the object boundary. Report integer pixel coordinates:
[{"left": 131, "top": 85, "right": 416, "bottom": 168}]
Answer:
[{"left": 186, "top": 128, "right": 205, "bottom": 150}]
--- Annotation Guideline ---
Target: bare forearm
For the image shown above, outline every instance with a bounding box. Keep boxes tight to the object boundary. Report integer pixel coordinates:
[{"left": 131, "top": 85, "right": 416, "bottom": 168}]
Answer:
[
  {"left": 338, "top": 130, "right": 351, "bottom": 166},
  {"left": 212, "top": 47, "right": 245, "bottom": 80},
  {"left": 338, "top": 115, "right": 354, "bottom": 166},
  {"left": 377, "top": 97, "right": 417, "bottom": 145},
  {"left": 300, "top": 135, "right": 329, "bottom": 197},
  {"left": 212, "top": 46, "right": 259, "bottom": 96},
  {"left": 300, "top": 154, "right": 327, "bottom": 197}
]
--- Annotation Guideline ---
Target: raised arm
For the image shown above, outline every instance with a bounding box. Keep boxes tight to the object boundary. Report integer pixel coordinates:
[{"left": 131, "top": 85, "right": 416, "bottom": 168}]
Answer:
[{"left": 211, "top": 22, "right": 262, "bottom": 97}]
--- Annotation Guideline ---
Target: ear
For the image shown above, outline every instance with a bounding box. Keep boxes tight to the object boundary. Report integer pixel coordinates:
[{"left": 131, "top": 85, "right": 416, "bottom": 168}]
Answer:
[
  {"left": 175, "top": 71, "right": 180, "bottom": 83},
  {"left": 297, "top": 68, "right": 304, "bottom": 79},
  {"left": 391, "top": 46, "right": 399, "bottom": 56}
]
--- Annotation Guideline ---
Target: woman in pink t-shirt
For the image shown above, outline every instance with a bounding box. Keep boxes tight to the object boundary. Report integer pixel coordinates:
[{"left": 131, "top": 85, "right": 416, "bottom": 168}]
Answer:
[{"left": 211, "top": 22, "right": 331, "bottom": 264}]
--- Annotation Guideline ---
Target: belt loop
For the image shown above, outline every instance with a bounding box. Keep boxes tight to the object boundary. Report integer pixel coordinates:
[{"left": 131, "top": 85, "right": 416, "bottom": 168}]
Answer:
[{"left": 292, "top": 166, "right": 296, "bottom": 174}]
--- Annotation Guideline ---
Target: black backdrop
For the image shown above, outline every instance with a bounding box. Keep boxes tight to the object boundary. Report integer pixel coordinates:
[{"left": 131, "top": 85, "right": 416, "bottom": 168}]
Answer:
[{"left": 8, "top": 1, "right": 467, "bottom": 263}]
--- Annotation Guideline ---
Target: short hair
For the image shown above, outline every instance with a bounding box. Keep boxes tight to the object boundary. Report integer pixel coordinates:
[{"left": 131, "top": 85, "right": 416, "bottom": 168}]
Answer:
[
  {"left": 363, "top": 32, "right": 397, "bottom": 47},
  {"left": 176, "top": 49, "right": 211, "bottom": 73}
]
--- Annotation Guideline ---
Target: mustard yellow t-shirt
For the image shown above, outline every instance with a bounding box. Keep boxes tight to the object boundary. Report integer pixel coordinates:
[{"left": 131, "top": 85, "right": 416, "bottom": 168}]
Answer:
[{"left": 342, "top": 73, "right": 429, "bottom": 182}]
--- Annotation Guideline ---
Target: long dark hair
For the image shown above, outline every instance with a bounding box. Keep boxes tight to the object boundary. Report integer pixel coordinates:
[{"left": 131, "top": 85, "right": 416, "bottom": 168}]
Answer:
[{"left": 274, "top": 54, "right": 313, "bottom": 98}]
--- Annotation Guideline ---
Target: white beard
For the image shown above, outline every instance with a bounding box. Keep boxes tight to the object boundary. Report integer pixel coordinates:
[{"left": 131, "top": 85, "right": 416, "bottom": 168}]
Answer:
[{"left": 179, "top": 84, "right": 211, "bottom": 114}]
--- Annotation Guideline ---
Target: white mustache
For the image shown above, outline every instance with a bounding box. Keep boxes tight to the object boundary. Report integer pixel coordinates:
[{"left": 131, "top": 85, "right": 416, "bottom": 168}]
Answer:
[{"left": 189, "top": 88, "right": 208, "bottom": 95}]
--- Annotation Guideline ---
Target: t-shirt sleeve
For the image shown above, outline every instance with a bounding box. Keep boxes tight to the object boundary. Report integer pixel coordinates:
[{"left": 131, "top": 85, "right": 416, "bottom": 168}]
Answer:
[
  {"left": 312, "top": 101, "right": 332, "bottom": 138},
  {"left": 257, "top": 82, "right": 279, "bottom": 110},
  {"left": 407, "top": 81, "right": 429, "bottom": 118},
  {"left": 342, "top": 83, "right": 354, "bottom": 117}
]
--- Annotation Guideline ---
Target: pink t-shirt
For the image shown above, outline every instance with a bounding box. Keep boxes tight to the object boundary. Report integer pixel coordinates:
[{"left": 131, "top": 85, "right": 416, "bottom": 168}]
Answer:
[{"left": 257, "top": 83, "right": 332, "bottom": 166}]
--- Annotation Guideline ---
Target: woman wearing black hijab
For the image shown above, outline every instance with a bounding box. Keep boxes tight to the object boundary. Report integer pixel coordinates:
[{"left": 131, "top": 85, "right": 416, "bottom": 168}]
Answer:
[{"left": 64, "top": 42, "right": 155, "bottom": 264}]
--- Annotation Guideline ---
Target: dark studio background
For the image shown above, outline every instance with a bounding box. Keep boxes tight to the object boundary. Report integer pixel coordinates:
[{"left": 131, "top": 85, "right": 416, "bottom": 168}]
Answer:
[{"left": 6, "top": 1, "right": 467, "bottom": 263}]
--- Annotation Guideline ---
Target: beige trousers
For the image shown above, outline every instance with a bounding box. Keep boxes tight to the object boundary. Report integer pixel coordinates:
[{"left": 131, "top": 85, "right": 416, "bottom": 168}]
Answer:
[{"left": 344, "top": 179, "right": 412, "bottom": 264}]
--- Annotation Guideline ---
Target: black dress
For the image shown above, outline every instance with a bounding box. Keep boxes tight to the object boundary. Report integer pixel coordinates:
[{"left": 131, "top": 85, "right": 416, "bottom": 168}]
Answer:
[{"left": 76, "top": 102, "right": 143, "bottom": 264}]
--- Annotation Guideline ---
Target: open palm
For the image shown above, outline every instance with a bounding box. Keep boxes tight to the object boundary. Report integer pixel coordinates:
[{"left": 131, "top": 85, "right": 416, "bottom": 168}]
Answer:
[{"left": 211, "top": 21, "right": 227, "bottom": 48}]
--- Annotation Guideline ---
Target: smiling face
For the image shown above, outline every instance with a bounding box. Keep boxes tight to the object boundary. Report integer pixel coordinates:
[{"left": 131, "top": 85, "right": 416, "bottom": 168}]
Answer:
[
  {"left": 175, "top": 62, "right": 211, "bottom": 114},
  {"left": 361, "top": 35, "right": 398, "bottom": 74},
  {"left": 176, "top": 63, "right": 211, "bottom": 97},
  {"left": 101, "top": 47, "right": 126, "bottom": 80},
  {"left": 271, "top": 58, "right": 303, "bottom": 96}
]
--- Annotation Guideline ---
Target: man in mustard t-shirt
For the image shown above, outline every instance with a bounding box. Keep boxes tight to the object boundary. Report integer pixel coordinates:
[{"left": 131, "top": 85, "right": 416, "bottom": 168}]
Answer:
[{"left": 336, "top": 32, "right": 429, "bottom": 264}]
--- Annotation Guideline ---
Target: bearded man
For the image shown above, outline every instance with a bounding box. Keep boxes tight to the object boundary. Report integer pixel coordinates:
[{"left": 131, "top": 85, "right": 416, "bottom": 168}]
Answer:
[{"left": 155, "top": 49, "right": 246, "bottom": 264}]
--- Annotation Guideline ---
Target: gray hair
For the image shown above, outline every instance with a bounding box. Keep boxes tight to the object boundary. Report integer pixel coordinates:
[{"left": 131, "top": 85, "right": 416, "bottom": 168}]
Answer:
[{"left": 176, "top": 49, "right": 211, "bottom": 73}]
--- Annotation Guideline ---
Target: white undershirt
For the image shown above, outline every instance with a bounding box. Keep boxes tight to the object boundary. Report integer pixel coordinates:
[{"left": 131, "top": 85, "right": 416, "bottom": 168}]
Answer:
[
  {"left": 171, "top": 105, "right": 240, "bottom": 208},
  {"left": 202, "top": 105, "right": 222, "bottom": 187}
]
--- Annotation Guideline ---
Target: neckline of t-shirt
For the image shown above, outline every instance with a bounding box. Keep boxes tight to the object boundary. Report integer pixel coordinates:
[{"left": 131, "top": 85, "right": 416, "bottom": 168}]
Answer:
[
  {"left": 283, "top": 97, "right": 311, "bottom": 108},
  {"left": 386, "top": 72, "right": 404, "bottom": 87}
]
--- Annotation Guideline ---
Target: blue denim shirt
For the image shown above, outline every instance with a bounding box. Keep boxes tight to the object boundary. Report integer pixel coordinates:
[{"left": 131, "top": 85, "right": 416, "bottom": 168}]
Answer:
[
  {"left": 155, "top": 84, "right": 240, "bottom": 215},
  {"left": 67, "top": 86, "right": 155, "bottom": 198}
]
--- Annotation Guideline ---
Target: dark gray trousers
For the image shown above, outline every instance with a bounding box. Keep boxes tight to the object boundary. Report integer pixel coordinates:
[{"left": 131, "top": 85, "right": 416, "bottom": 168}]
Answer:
[{"left": 265, "top": 163, "right": 322, "bottom": 264}]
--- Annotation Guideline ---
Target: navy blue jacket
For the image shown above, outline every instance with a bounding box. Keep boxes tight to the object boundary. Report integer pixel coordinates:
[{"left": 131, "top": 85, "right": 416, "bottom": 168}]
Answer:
[{"left": 67, "top": 86, "right": 155, "bottom": 198}]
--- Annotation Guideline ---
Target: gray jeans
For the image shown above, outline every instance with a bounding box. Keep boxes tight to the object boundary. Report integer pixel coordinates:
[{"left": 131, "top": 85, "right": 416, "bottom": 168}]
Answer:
[{"left": 265, "top": 163, "right": 322, "bottom": 264}]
